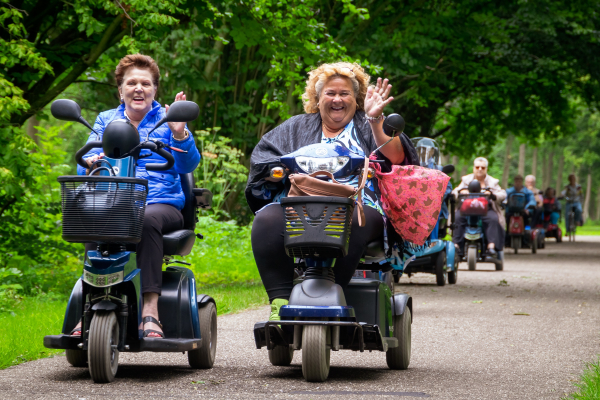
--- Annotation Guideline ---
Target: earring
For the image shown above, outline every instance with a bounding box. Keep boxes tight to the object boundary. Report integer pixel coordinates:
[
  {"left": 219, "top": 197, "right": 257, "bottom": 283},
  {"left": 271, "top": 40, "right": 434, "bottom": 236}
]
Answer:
[{"left": 120, "top": 96, "right": 123, "bottom": 102}]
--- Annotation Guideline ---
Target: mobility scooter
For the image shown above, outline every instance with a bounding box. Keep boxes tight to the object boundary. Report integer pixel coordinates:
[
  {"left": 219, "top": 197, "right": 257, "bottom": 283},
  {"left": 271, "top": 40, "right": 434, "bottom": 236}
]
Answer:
[
  {"left": 505, "top": 193, "right": 544, "bottom": 254},
  {"left": 43, "top": 99, "right": 217, "bottom": 383},
  {"left": 396, "top": 137, "right": 458, "bottom": 286},
  {"left": 457, "top": 181, "right": 504, "bottom": 271},
  {"left": 253, "top": 115, "right": 412, "bottom": 382}
]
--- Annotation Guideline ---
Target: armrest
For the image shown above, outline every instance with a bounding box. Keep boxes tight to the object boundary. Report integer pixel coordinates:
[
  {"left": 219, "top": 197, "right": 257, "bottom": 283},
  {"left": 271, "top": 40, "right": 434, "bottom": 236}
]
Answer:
[{"left": 193, "top": 188, "right": 213, "bottom": 209}]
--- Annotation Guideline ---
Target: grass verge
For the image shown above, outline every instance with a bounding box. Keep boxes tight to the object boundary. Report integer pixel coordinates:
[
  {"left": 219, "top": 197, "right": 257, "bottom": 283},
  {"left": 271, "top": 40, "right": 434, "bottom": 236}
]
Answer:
[
  {"left": 0, "top": 282, "right": 268, "bottom": 370},
  {"left": 559, "top": 221, "right": 600, "bottom": 236},
  {"left": 563, "top": 358, "right": 600, "bottom": 399}
]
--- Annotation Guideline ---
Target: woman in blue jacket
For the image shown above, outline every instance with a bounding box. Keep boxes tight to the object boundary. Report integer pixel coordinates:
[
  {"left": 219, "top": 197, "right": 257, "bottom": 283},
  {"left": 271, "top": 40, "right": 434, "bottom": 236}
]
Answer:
[{"left": 72, "top": 54, "right": 200, "bottom": 338}]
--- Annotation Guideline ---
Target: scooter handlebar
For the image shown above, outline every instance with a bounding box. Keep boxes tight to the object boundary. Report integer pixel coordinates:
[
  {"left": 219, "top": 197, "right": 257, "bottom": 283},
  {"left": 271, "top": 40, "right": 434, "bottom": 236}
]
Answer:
[
  {"left": 75, "top": 141, "right": 103, "bottom": 169},
  {"left": 144, "top": 146, "right": 175, "bottom": 171}
]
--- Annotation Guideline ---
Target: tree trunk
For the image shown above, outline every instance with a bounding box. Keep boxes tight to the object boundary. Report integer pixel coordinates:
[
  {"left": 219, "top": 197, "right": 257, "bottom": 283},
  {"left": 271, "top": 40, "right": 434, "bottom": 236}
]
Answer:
[
  {"left": 452, "top": 156, "right": 459, "bottom": 182},
  {"left": 583, "top": 168, "right": 592, "bottom": 222},
  {"left": 518, "top": 143, "right": 526, "bottom": 176},
  {"left": 26, "top": 115, "right": 40, "bottom": 146},
  {"left": 595, "top": 187, "right": 600, "bottom": 221},
  {"left": 531, "top": 147, "right": 538, "bottom": 177},
  {"left": 501, "top": 134, "right": 514, "bottom": 188},
  {"left": 555, "top": 153, "right": 564, "bottom": 192},
  {"left": 543, "top": 150, "right": 554, "bottom": 190}
]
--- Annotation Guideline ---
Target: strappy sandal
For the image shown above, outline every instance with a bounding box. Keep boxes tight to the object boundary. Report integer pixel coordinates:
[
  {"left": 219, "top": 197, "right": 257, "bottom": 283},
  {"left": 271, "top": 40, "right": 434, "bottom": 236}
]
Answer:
[
  {"left": 142, "top": 316, "right": 165, "bottom": 338},
  {"left": 70, "top": 320, "right": 82, "bottom": 337}
]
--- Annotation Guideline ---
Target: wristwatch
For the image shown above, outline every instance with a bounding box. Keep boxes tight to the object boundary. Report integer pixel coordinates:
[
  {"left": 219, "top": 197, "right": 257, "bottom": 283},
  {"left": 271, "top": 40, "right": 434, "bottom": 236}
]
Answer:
[{"left": 174, "top": 128, "right": 190, "bottom": 141}]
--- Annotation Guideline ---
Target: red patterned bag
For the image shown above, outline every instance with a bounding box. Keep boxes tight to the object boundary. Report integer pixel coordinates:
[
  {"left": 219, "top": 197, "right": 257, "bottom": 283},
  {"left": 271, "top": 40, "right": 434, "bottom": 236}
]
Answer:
[{"left": 371, "top": 155, "right": 450, "bottom": 245}]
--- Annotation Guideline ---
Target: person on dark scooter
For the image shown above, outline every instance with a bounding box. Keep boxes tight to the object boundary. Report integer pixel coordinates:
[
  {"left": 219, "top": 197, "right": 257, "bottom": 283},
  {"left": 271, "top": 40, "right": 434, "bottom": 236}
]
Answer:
[
  {"left": 71, "top": 54, "right": 200, "bottom": 339},
  {"left": 505, "top": 175, "right": 537, "bottom": 246},
  {"left": 525, "top": 174, "right": 544, "bottom": 227},
  {"left": 452, "top": 157, "right": 506, "bottom": 258},
  {"left": 246, "top": 62, "right": 419, "bottom": 322},
  {"left": 543, "top": 187, "right": 561, "bottom": 226}
]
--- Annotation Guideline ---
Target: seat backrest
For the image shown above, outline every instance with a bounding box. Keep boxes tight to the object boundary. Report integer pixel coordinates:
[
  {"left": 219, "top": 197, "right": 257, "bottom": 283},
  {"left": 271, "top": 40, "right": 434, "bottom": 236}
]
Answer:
[{"left": 180, "top": 172, "right": 196, "bottom": 230}]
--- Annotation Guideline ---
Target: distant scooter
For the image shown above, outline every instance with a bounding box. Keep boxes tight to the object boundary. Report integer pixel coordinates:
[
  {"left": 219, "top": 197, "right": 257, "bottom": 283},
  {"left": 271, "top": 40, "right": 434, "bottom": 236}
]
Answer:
[
  {"left": 457, "top": 181, "right": 504, "bottom": 271},
  {"left": 506, "top": 193, "right": 543, "bottom": 254}
]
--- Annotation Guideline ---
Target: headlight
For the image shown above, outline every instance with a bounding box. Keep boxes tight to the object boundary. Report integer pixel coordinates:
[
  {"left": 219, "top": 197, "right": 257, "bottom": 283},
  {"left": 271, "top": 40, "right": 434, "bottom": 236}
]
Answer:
[
  {"left": 296, "top": 156, "right": 349, "bottom": 174},
  {"left": 465, "top": 233, "right": 481, "bottom": 241}
]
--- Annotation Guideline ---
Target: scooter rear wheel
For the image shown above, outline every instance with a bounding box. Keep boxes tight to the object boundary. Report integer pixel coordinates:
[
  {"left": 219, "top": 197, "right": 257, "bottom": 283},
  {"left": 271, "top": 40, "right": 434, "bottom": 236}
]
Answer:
[
  {"left": 386, "top": 307, "right": 411, "bottom": 370},
  {"left": 435, "top": 251, "right": 447, "bottom": 286},
  {"left": 467, "top": 247, "right": 477, "bottom": 271},
  {"left": 448, "top": 256, "right": 458, "bottom": 284},
  {"left": 88, "top": 311, "right": 119, "bottom": 383},
  {"left": 268, "top": 345, "right": 294, "bottom": 366},
  {"left": 512, "top": 236, "right": 521, "bottom": 254},
  {"left": 188, "top": 301, "right": 217, "bottom": 369},
  {"left": 302, "top": 325, "right": 330, "bottom": 382},
  {"left": 66, "top": 349, "right": 87, "bottom": 368},
  {"left": 531, "top": 233, "right": 537, "bottom": 254}
]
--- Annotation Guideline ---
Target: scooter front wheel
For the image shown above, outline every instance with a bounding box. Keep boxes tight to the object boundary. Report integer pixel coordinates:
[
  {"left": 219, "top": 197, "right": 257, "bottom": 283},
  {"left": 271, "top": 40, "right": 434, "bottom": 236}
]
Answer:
[
  {"left": 268, "top": 345, "right": 294, "bottom": 366},
  {"left": 435, "top": 251, "right": 447, "bottom": 286},
  {"left": 386, "top": 307, "right": 411, "bottom": 370},
  {"left": 302, "top": 325, "right": 330, "bottom": 382},
  {"left": 467, "top": 247, "right": 477, "bottom": 271},
  {"left": 88, "top": 311, "right": 119, "bottom": 383},
  {"left": 188, "top": 301, "right": 217, "bottom": 369},
  {"left": 448, "top": 256, "right": 458, "bottom": 284},
  {"left": 512, "top": 236, "right": 521, "bottom": 254}
]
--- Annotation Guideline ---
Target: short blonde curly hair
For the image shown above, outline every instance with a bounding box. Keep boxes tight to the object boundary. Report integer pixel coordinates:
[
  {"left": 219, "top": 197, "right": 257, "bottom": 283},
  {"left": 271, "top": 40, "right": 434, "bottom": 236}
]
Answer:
[{"left": 302, "top": 62, "right": 370, "bottom": 114}]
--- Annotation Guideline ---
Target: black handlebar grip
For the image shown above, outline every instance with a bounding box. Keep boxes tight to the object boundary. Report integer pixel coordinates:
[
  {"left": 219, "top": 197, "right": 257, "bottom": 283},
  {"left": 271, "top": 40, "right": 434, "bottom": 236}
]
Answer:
[
  {"left": 145, "top": 147, "right": 175, "bottom": 171},
  {"left": 75, "top": 141, "right": 103, "bottom": 169}
]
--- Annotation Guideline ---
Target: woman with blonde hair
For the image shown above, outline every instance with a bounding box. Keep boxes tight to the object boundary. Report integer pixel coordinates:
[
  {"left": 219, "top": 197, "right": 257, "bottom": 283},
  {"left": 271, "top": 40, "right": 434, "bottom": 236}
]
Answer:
[{"left": 245, "top": 62, "right": 418, "bottom": 320}]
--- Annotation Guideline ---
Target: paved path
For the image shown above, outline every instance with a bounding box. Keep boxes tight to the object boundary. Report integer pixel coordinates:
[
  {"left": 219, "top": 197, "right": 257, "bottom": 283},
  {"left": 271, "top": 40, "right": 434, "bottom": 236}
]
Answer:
[{"left": 1, "top": 238, "right": 599, "bottom": 399}]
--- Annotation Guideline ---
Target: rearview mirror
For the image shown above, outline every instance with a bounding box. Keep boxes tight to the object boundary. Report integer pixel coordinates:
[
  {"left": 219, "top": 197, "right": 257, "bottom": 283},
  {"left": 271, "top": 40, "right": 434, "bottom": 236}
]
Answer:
[
  {"left": 383, "top": 113, "right": 406, "bottom": 136},
  {"left": 442, "top": 164, "right": 455, "bottom": 175},
  {"left": 145, "top": 101, "right": 200, "bottom": 140},
  {"left": 165, "top": 101, "right": 200, "bottom": 123},
  {"left": 51, "top": 99, "right": 95, "bottom": 133}
]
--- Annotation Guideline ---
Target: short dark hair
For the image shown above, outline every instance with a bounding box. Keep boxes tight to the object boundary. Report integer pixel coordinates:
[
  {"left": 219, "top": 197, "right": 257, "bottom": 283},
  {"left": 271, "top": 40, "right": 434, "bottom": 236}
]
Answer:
[
  {"left": 115, "top": 54, "right": 160, "bottom": 88},
  {"left": 514, "top": 174, "right": 523, "bottom": 181}
]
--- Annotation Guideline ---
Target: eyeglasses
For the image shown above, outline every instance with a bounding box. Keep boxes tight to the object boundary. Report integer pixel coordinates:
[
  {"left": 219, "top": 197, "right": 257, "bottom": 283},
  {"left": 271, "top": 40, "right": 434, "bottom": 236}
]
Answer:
[{"left": 474, "top": 166, "right": 487, "bottom": 170}]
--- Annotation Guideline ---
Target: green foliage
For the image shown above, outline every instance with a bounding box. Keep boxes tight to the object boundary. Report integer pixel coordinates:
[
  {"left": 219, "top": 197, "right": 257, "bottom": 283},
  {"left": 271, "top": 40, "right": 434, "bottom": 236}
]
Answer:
[
  {"left": 185, "top": 217, "right": 259, "bottom": 286},
  {"left": 563, "top": 358, "right": 600, "bottom": 400},
  {"left": 195, "top": 128, "right": 248, "bottom": 218}
]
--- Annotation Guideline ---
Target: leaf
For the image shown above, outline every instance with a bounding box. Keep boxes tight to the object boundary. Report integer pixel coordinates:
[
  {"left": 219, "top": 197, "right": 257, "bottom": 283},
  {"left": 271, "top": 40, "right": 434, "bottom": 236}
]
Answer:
[{"left": 513, "top": 312, "right": 530, "bottom": 316}]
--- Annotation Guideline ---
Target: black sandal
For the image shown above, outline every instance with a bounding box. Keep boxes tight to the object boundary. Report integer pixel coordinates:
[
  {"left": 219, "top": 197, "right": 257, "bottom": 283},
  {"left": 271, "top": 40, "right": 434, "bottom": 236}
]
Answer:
[{"left": 142, "top": 316, "right": 164, "bottom": 338}]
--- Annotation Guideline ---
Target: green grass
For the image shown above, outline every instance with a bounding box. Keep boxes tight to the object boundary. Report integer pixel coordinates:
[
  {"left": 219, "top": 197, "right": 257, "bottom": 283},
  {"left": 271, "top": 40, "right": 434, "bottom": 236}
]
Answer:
[
  {"left": 559, "top": 220, "right": 600, "bottom": 236},
  {"left": 563, "top": 358, "right": 600, "bottom": 399},
  {"left": 0, "top": 282, "right": 268, "bottom": 370}
]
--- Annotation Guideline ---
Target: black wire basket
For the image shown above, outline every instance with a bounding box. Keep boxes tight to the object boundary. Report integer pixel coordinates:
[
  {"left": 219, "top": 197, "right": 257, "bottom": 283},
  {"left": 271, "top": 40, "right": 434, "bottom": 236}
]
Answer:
[
  {"left": 281, "top": 196, "right": 354, "bottom": 259},
  {"left": 58, "top": 176, "right": 148, "bottom": 244}
]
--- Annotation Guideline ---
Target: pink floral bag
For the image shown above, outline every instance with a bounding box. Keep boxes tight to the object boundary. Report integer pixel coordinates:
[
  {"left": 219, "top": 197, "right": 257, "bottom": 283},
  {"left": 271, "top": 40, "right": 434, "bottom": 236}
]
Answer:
[{"left": 371, "top": 154, "right": 450, "bottom": 245}]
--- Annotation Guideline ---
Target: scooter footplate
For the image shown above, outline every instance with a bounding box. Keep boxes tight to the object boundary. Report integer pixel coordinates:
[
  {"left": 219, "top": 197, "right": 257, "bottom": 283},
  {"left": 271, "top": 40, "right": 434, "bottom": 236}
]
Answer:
[
  {"left": 136, "top": 338, "right": 202, "bottom": 352},
  {"left": 44, "top": 335, "right": 80, "bottom": 350}
]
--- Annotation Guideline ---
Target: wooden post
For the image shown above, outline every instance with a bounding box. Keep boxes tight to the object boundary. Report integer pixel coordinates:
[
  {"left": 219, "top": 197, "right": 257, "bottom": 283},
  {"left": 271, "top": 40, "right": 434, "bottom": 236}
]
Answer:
[
  {"left": 502, "top": 135, "right": 514, "bottom": 188},
  {"left": 518, "top": 143, "right": 526, "bottom": 176}
]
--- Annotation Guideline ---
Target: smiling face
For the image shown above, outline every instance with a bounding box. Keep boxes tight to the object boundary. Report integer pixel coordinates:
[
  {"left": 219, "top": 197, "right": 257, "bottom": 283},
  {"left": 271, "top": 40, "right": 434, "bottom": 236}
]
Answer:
[
  {"left": 318, "top": 77, "right": 357, "bottom": 132},
  {"left": 525, "top": 176, "right": 535, "bottom": 189},
  {"left": 118, "top": 67, "right": 157, "bottom": 119}
]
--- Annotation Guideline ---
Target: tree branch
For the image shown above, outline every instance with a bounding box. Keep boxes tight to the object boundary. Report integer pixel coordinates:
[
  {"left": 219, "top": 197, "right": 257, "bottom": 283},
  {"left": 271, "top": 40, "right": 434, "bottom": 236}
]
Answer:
[
  {"left": 431, "top": 125, "right": 451, "bottom": 138},
  {"left": 74, "top": 79, "right": 117, "bottom": 88}
]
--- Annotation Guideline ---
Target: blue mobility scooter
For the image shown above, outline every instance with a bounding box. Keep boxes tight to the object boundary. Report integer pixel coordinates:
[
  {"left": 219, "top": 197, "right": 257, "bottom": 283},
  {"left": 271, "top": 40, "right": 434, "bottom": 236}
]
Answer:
[
  {"left": 253, "top": 115, "right": 413, "bottom": 382},
  {"left": 43, "top": 100, "right": 217, "bottom": 383},
  {"left": 394, "top": 138, "right": 458, "bottom": 286},
  {"left": 457, "top": 181, "right": 504, "bottom": 271}
]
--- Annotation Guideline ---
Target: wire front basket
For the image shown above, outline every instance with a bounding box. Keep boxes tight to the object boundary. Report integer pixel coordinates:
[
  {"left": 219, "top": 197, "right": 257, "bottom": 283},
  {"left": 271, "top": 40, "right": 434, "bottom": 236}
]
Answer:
[
  {"left": 58, "top": 176, "right": 148, "bottom": 244},
  {"left": 281, "top": 196, "right": 354, "bottom": 259}
]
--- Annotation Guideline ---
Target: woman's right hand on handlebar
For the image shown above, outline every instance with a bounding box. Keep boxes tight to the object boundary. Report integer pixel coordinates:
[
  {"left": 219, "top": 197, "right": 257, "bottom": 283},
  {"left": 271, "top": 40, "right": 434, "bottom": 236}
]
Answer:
[{"left": 84, "top": 152, "right": 105, "bottom": 174}]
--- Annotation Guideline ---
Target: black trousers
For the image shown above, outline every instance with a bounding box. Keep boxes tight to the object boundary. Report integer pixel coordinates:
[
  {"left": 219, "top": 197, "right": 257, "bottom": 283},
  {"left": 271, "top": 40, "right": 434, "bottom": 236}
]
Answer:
[
  {"left": 251, "top": 204, "right": 384, "bottom": 302},
  {"left": 85, "top": 203, "right": 183, "bottom": 295},
  {"left": 452, "top": 209, "right": 504, "bottom": 251}
]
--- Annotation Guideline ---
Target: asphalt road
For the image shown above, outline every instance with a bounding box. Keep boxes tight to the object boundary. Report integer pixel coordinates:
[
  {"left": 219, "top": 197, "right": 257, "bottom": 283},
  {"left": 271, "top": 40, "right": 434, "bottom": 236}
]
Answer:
[{"left": 1, "top": 237, "right": 599, "bottom": 399}]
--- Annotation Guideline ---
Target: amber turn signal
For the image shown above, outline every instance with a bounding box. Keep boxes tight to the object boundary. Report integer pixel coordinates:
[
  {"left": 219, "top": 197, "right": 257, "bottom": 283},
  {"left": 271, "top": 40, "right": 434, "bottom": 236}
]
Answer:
[{"left": 270, "top": 167, "right": 285, "bottom": 179}]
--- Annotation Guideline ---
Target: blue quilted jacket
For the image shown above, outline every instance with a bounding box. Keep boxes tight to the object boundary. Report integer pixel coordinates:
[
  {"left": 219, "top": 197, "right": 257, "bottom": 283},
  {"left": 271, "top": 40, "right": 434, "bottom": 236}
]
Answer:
[{"left": 77, "top": 101, "right": 201, "bottom": 210}]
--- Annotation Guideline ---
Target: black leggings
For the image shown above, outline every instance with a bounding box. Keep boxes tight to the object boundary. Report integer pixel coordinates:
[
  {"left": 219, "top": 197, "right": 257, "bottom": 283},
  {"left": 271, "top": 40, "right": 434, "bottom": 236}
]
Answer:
[
  {"left": 251, "top": 204, "right": 384, "bottom": 302},
  {"left": 452, "top": 209, "right": 504, "bottom": 251},
  {"left": 85, "top": 203, "right": 183, "bottom": 295}
]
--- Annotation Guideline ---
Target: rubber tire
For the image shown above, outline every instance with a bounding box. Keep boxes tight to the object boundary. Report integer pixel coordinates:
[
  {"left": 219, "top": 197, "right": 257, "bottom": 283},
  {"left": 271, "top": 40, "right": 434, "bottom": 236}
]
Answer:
[
  {"left": 532, "top": 233, "right": 537, "bottom": 254},
  {"left": 189, "top": 302, "right": 217, "bottom": 369},
  {"left": 269, "top": 345, "right": 294, "bottom": 366},
  {"left": 467, "top": 247, "right": 477, "bottom": 271},
  {"left": 386, "top": 307, "right": 411, "bottom": 370},
  {"left": 557, "top": 231, "right": 562, "bottom": 243},
  {"left": 495, "top": 252, "right": 504, "bottom": 271},
  {"left": 66, "top": 349, "right": 87, "bottom": 368},
  {"left": 384, "top": 272, "right": 395, "bottom": 293},
  {"left": 448, "top": 256, "right": 458, "bottom": 284},
  {"left": 512, "top": 236, "right": 521, "bottom": 254},
  {"left": 435, "top": 251, "right": 447, "bottom": 286},
  {"left": 393, "top": 272, "right": 400, "bottom": 284},
  {"left": 302, "top": 325, "right": 330, "bottom": 382},
  {"left": 88, "top": 311, "right": 119, "bottom": 383}
]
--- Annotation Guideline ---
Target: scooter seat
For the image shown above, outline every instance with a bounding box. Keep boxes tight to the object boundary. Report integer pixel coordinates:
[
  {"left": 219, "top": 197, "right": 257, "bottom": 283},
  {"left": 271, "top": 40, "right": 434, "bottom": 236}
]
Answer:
[
  {"left": 364, "top": 239, "right": 385, "bottom": 258},
  {"left": 163, "top": 229, "right": 196, "bottom": 256}
]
